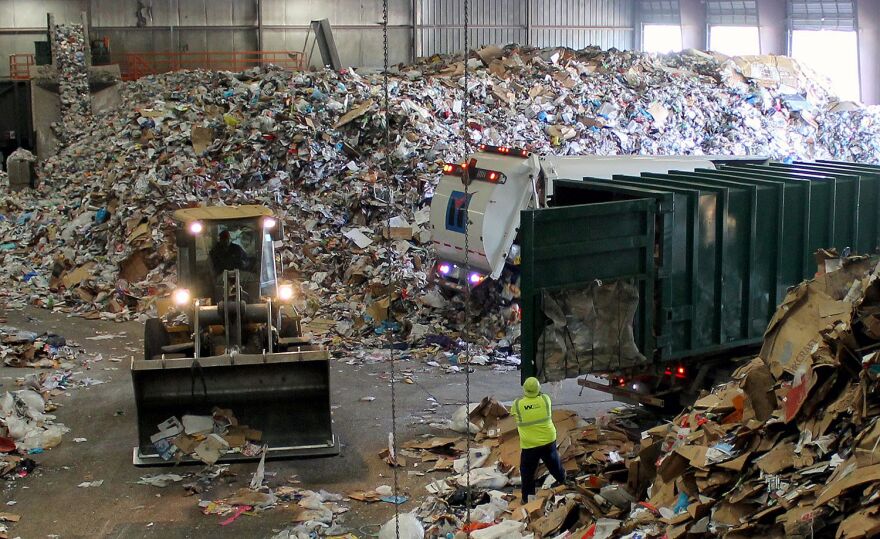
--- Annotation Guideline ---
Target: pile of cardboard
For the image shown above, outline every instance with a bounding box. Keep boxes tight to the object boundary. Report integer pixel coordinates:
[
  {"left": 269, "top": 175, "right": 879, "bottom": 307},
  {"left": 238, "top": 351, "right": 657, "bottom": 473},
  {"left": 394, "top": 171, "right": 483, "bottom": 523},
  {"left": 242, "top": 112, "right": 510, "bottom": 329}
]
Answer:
[
  {"left": 392, "top": 257, "right": 880, "bottom": 538},
  {"left": 595, "top": 256, "right": 880, "bottom": 538}
]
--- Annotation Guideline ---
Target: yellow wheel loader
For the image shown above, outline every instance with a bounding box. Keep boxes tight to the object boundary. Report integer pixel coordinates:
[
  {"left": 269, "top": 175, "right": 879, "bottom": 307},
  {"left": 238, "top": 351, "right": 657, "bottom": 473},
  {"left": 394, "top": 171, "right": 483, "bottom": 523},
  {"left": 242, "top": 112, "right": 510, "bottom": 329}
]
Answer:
[{"left": 131, "top": 205, "right": 339, "bottom": 465}]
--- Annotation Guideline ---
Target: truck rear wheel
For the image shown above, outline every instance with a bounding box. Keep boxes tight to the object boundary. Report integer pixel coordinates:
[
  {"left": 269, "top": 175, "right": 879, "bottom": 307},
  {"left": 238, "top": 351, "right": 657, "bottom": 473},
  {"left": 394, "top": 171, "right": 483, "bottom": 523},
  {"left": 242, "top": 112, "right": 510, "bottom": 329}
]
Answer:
[{"left": 144, "top": 318, "right": 170, "bottom": 360}]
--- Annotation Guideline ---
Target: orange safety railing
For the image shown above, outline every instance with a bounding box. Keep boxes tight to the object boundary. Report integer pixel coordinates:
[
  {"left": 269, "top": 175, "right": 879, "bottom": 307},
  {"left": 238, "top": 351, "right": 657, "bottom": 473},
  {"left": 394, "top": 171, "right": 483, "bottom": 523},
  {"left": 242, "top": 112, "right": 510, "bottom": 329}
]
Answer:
[
  {"left": 7, "top": 50, "right": 305, "bottom": 81},
  {"left": 9, "top": 54, "right": 35, "bottom": 80},
  {"left": 119, "top": 50, "right": 306, "bottom": 80}
]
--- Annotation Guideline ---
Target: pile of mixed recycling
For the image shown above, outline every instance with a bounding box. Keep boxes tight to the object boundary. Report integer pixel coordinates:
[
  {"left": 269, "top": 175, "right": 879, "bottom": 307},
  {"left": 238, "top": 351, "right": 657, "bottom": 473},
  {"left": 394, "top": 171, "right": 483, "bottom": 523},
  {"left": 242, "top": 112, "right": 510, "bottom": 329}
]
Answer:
[
  {"left": 0, "top": 45, "right": 879, "bottom": 357},
  {"left": 379, "top": 255, "right": 880, "bottom": 538}
]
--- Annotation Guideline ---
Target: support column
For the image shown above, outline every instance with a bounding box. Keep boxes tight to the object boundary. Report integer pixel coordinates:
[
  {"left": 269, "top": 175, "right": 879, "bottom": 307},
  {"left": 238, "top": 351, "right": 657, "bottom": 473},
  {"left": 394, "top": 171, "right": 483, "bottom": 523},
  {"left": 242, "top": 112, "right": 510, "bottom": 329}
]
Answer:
[
  {"left": 256, "top": 0, "right": 262, "bottom": 50},
  {"left": 412, "top": 0, "right": 420, "bottom": 60},
  {"left": 679, "top": 0, "right": 706, "bottom": 50},
  {"left": 857, "top": 0, "right": 880, "bottom": 105},
  {"left": 757, "top": 0, "right": 787, "bottom": 55}
]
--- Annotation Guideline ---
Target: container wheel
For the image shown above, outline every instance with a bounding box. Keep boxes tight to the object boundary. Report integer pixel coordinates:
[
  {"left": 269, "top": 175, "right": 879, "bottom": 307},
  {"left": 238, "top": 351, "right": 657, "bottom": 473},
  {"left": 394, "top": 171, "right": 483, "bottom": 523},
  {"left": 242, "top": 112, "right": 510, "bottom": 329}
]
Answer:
[{"left": 144, "top": 318, "right": 170, "bottom": 360}]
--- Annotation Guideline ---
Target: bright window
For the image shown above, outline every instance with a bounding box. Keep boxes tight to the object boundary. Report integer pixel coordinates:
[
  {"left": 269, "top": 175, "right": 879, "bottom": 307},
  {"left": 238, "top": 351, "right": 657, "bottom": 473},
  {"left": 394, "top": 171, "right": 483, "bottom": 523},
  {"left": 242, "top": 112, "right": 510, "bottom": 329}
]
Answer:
[
  {"left": 642, "top": 24, "right": 683, "bottom": 53},
  {"left": 791, "top": 30, "right": 860, "bottom": 101},
  {"left": 709, "top": 26, "right": 760, "bottom": 56}
]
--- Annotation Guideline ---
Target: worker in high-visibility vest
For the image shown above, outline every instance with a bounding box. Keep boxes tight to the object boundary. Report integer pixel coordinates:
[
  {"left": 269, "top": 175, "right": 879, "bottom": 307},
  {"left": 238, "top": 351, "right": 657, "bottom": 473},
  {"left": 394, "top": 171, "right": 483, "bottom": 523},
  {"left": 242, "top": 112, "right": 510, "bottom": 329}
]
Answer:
[{"left": 513, "top": 376, "right": 567, "bottom": 501}]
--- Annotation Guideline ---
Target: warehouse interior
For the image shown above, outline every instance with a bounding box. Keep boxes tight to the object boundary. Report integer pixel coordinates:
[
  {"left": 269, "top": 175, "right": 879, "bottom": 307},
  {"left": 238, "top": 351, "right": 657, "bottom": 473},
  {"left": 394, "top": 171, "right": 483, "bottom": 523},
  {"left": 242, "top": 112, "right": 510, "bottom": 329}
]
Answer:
[{"left": 2, "top": 0, "right": 880, "bottom": 537}]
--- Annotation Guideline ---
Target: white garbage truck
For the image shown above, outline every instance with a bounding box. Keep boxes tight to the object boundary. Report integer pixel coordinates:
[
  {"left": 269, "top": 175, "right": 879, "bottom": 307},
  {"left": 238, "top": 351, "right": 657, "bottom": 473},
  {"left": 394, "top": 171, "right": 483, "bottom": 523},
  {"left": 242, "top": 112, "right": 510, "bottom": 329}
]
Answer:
[{"left": 429, "top": 144, "right": 720, "bottom": 290}]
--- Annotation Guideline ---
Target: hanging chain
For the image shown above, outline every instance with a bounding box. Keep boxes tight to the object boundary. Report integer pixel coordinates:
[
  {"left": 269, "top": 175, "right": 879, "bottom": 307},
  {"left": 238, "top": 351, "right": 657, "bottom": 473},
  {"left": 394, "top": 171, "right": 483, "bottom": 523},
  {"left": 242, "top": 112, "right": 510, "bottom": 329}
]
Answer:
[
  {"left": 461, "top": 0, "right": 473, "bottom": 533},
  {"left": 382, "top": 2, "right": 400, "bottom": 538}
]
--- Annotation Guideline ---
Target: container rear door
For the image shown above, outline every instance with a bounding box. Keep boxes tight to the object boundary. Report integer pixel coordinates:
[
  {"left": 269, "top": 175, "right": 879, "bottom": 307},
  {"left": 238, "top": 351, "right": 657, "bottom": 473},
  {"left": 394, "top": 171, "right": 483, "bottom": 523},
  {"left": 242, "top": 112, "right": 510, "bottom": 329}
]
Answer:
[{"left": 520, "top": 198, "right": 656, "bottom": 382}]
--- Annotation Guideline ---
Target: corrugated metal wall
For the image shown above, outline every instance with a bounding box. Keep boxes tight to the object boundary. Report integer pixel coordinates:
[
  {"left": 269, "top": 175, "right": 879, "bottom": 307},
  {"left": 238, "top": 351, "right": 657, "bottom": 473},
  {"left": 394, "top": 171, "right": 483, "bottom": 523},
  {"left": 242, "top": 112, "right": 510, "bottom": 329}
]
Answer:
[
  {"left": 0, "top": 0, "right": 412, "bottom": 72},
  {"left": 416, "top": 0, "right": 634, "bottom": 56},
  {"left": 90, "top": 0, "right": 259, "bottom": 57},
  {"left": 260, "top": 0, "right": 412, "bottom": 67},
  {"left": 417, "top": 0, "right": 527, "bottom": 55},
  {"left": 91, "top": 0, "right": 413, "bottom": 68},
  {"left": 531, "top": 0, "right": 635, "bottom": 50}
]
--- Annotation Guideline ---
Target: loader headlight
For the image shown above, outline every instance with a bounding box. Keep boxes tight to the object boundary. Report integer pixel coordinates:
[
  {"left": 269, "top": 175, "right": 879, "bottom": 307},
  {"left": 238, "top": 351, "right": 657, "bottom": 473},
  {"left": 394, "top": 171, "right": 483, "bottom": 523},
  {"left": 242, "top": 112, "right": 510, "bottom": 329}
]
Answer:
[
  {"left": 172, "top": 288, "right": 191, "bottom": 306},
  {"left": 188, "top": 221, "right": 203, "bottom": 235},
  {"left": 277, "top": 284, "right": 294, "bottom": 301},
  {"left": 262, "top": 217, "right": 277, "bottom": 229}
]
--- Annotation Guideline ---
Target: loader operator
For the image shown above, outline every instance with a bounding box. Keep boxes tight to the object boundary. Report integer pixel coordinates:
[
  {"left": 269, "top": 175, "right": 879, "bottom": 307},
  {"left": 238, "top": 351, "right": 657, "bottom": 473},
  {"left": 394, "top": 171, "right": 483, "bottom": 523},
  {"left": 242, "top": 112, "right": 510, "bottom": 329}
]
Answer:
[
  {"left": 513, "top": 377, "right": 568, "bottom": 501},
  {"left": 210, "top": 230, "right": 249, "bottom": 273}
]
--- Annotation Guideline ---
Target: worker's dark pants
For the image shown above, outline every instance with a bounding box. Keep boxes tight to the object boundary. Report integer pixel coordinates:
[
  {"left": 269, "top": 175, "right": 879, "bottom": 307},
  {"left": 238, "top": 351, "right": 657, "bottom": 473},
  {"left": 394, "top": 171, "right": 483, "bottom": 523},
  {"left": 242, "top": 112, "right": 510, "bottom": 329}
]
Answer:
[{"left": 520, "top": 441, "right": 566, "bottom": 500}]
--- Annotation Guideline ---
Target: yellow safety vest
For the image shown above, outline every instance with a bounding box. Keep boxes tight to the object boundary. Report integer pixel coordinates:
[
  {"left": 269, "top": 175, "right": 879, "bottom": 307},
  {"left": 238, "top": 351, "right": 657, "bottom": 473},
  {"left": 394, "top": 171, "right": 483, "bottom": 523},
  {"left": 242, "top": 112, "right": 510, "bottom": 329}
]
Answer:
[{"left": 513, "top": 393, "right": 556, "bottom": 449}]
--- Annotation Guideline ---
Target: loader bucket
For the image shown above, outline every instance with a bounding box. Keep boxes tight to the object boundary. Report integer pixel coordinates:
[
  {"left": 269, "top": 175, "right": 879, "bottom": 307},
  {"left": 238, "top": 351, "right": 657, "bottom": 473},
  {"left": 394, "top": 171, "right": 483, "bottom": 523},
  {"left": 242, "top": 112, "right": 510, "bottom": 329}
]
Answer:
[{"left": 131, "top": 351, "right": 338, "bottom": 466}]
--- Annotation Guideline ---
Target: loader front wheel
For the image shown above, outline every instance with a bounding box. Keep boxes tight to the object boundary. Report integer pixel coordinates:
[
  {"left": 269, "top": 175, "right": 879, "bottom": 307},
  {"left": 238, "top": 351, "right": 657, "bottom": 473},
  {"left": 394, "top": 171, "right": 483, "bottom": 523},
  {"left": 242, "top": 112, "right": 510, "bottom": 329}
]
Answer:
[{"left": 144, "top": 318, "right": 170, "bottom": 360}]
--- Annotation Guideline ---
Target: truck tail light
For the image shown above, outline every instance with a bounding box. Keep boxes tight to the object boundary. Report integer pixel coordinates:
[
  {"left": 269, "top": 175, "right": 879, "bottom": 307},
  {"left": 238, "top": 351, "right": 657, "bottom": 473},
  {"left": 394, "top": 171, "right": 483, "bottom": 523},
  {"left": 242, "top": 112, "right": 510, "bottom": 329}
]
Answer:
[
  {"left": 443, "top": 161, "right": 505, "bottom": 184},
  {"left": 442, "top": 163, "right": 464, "bottom": 176},
  {"left": 477, "top": 144, "right": 529, "bottom": 158}
]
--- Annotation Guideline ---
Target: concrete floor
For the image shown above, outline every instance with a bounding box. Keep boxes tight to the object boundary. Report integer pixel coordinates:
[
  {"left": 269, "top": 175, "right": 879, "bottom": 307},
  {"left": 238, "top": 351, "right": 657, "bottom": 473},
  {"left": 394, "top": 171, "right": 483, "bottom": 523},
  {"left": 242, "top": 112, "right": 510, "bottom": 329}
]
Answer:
[{"left": 0, "top": 306, "right": 620, "bottom": 538}]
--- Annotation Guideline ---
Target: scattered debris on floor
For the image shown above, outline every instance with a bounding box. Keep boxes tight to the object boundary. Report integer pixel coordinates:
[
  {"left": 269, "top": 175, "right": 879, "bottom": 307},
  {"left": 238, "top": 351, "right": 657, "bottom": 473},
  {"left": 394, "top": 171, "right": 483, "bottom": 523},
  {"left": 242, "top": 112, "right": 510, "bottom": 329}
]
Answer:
[
  {"left": 196, "top": 453, "right": 352, "bottom": 534},
  {"left": 0, "top": 326, "right": 75, "bottom": 369},
  {"left": 0, "top": 457, "right": 36, "bottom": 481},
  {"left": 136, "top": 473, "right": 184, "bottom": 488},
  {"left": 77, "top": 479, "right": 103, "bottom": 488},
  {"left": 0, "top": 511, "right": 21, "bottom": 539}
]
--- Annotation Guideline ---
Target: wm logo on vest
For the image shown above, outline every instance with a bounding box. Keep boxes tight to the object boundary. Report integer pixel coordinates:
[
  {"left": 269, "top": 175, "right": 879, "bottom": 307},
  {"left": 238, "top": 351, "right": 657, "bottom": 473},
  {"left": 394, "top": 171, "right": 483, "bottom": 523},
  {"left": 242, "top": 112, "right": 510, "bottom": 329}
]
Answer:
[{"left": 524, "top": 404, "right": 538, "bottom": 410}]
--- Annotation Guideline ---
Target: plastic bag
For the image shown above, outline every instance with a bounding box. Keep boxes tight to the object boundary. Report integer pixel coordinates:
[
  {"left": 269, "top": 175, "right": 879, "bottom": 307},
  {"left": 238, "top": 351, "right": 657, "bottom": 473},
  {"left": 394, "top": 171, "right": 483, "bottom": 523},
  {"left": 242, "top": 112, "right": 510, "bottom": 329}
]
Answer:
[
  {"left": 470, "top": 490, "right": 509, "bottom": 523},
  {"left": 379, "top": 513, "right": 424, "bottom": 539},
  {"left": 448, "top": 403, "right": 481, "bottom": 434},
  {"left": 16, "top": 423, "right": 68, "bottom": 451},
  {"left": 456, "top": 466, "right": 509, "bottom": 489},
  {"left": 471, "top": 520, "right": 530, "bottom": 539},
  {"left": 296, "top": 493, "right": 333, "bottom": 524},
  {"left": 453, "top": 446, "right": 490, "bottom": 473},
  {"left": 15, "top": 390, "right": 49, "bottom": 420}
]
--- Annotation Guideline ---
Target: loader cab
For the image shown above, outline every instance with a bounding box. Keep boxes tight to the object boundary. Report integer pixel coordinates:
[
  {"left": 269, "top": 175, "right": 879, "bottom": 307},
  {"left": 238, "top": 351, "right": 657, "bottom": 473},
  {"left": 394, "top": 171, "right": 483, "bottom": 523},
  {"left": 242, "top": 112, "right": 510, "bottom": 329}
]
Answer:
[{"left": 173, "top": 206, "right": 282, "bottom": 303}]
